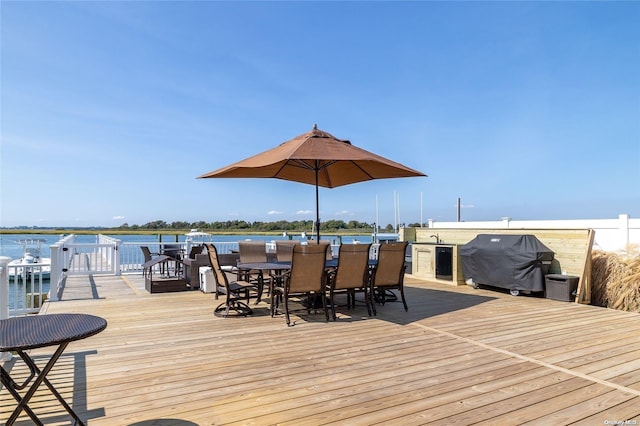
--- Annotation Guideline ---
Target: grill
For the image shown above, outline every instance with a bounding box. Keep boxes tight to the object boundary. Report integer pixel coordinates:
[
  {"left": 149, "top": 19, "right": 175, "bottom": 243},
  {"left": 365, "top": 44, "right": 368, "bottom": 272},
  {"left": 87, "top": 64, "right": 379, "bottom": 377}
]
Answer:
[{"left": 460, "top": 234, "right": 554, "bottom": 294}]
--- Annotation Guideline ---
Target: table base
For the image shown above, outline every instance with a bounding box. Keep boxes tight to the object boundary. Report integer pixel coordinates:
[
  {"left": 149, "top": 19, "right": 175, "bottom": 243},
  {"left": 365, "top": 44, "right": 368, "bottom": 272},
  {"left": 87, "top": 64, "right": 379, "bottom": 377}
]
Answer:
[{"left": 1, "top": 343, "right": 86, "bottom": 426}]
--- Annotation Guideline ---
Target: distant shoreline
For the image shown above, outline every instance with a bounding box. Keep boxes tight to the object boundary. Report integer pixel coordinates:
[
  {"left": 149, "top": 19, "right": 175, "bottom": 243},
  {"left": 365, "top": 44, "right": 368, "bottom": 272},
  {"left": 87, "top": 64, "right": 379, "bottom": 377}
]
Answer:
[{"left": 0, "top": 229, "right": 369, "bottom": 237}]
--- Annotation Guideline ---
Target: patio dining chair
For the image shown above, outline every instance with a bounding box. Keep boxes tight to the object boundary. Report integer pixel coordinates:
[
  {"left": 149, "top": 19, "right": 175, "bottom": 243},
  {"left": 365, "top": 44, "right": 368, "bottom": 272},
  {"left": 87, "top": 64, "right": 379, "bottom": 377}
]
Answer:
[
  {"left": 328, "top": 243, "right": 373, "bottom": 320},
  {"left": 319, "top": 240, "right": 335, "bottom": 260},
  {"left": 186, "top": 245, "right": 204, "bottom": 259},
  {"left": 238, "top": 240, "right": 272, "bottom": 295},
  {"left": 141, "top": 246, "right": 161, "bottom": 278},
  {"left": 238, "top": 240, "right": 267, "bottom": 263},
  {"left": 271, "top": 242, "right": 330, "bottom": 326},
  {"left": 205, "top": 243, "right": 257, "bottom": 317},
  {"left": 141, "top": 246, "right": 156, "bottom": 263},
  {"left": 275, "top": 240, "right": 298, "bottom": 262},
  {"left": 162, "top": 243, "right": 183, "bottom": 277},
  {"left": 370, "top": 241, "right": 409, "bottom": 314},
  {"left": 181, "top": 245, "right": 209, "bottom": 289}
]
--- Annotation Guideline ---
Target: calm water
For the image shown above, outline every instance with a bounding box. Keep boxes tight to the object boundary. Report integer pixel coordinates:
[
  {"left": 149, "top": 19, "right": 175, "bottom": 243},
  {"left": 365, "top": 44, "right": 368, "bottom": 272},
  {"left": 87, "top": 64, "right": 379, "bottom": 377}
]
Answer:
[{"left": 0, "top": 233, "right": 372, "bottom": 260}]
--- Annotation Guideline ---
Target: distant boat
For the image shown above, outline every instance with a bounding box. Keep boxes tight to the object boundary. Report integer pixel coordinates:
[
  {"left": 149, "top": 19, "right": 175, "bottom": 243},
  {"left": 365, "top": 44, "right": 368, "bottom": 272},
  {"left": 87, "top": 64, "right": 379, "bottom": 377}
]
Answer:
[
  {"left": 8, "top": 239, "right": 51, "bottom": 281},
  {"left": 373, "top": 232, "right": 400, "bottom": 243},
  {"left": 184, "top": 229, "right": 212, "bottom": 244}
]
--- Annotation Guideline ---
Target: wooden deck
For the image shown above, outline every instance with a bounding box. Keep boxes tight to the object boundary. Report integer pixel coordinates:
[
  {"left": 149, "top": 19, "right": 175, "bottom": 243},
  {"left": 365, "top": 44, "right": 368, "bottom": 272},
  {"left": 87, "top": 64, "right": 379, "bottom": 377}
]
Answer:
[{"left": 3, "top": 274, "right": 640, "bottom": 425}]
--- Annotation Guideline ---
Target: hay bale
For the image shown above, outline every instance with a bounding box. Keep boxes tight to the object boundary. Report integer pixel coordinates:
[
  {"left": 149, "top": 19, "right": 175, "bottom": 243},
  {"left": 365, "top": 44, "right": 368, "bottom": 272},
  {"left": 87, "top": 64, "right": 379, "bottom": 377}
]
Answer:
[{"left": 591, "top": 250, "right": 640, "bottom": 312}]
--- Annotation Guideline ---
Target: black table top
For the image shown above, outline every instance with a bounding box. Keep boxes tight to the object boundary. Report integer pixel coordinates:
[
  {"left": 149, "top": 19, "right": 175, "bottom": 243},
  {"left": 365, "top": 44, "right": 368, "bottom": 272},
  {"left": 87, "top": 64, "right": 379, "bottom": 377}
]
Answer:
[
  {"left": 0, "top": 313, "right": 107, "bottom": 352},
  {"left": 237, "top": 261, "right": 291, "bottom": 270}
]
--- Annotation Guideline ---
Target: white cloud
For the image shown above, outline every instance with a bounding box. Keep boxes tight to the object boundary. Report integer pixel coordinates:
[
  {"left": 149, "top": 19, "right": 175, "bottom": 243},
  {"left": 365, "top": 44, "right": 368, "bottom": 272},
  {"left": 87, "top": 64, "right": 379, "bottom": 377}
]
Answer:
[
  {"left": 296, "top": 210, "right": 313, "bottom": 215},
  {"left": 267, "top": 210, "right": 283, "bottom": 215},
  {"left": 335, "top": 210, "right": 351, "bottom": 216},
  {"left": 112, "top": 215, "right": 125, "bottom": 220}
]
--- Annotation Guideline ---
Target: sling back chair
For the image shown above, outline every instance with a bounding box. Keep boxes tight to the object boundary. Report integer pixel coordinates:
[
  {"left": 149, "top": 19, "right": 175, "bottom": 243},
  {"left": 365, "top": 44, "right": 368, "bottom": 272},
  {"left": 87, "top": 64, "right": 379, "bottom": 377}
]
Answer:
[
  {"left": 275, "top": 240, "right": 298, "bottom": 262},
  {"left": 319, "top": 240, "right": 336, "bottom": 260},
  {"left": 237, "top": 240, "right": 272, "bottom": 295},
  {"left": 370, "top": 241, "right": 409, "bottom": 314},
  {"left": 271, "top": 242, "right": 330, "bottom": 326},
  {"left": 238, "top": 240, "right": 268, "bottom": 263},
  {"left": 205, "top": 243, "right": 257, "bottom": 317},
  {"left": 328, "top": 243, "right": 373, "bottom": 320}
]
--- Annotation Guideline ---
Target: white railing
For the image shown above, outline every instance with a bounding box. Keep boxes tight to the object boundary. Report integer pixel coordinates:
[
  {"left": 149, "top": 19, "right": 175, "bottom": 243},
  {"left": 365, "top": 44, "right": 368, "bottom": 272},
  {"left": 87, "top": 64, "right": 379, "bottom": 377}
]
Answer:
[
  {"left": 425, "top": 213, "right": 640, "bottom": 253},
  {"left": 119, "top": 240, "right": 240, "bottom": 274},
  {"left": 0, "top": 257, "right": 10, "bottom": 320},
  {"left": 0, "top": 238, "right": 380, "bottom": 320},
  {"left": 0, "top": 257, "right": 48, "bottom": 318},
  {"left": 51, "top": 234, "right": 119, "bottom": 277},
  {"left": 7, "top": 236, "right": 339, "bottom": 318},
  {"left": 61, "top": 243, "right": 117, "bottom": 275},
  {"left": 0, "top": 257, "right": 10, "bottom": 360},
  {"left": 98, "top": 234, "right": 121, "bottom": 275},
  {"left": 50, "top": 234, "right": 76, "bottom": 301}
]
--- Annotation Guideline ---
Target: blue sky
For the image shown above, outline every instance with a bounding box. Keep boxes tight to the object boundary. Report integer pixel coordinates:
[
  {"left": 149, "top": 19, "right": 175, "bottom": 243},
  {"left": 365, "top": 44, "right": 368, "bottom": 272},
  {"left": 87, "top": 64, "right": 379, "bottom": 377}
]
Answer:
[{"left": 1, "top": 1, "right": 638, "bottom": 228}]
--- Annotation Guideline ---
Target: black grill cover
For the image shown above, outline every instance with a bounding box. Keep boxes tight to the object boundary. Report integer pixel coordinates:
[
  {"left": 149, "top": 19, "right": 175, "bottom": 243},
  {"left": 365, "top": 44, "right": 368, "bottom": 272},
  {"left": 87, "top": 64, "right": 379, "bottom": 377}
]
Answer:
[{"left": 460, "top": 234, "right": 554, "bottom": 292}]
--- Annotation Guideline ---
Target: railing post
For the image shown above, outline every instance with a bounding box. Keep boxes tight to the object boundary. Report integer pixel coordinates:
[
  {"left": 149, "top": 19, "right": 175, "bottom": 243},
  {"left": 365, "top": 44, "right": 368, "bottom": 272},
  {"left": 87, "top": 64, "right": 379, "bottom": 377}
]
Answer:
[
  {"left": 49, "top": 243, "right": 61, "bottom": 302},
  {"left": 0, "top": 256, "right": 12, "bottom": 361},
  {"left": 114, "top": 238, "right": 122, "bottom": 276},
  {"left": 0, "top": 256, "right": 10, "bottom": 320},
  {"left": 619, "top": 214, "right": 630, "bottom": 251}
]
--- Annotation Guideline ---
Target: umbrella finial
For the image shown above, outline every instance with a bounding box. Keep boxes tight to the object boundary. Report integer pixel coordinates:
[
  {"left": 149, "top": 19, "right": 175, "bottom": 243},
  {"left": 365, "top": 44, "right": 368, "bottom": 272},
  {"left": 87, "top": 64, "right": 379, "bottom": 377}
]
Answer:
[{"left": 313, "top": 123, "right": 317, "bottom": 130}]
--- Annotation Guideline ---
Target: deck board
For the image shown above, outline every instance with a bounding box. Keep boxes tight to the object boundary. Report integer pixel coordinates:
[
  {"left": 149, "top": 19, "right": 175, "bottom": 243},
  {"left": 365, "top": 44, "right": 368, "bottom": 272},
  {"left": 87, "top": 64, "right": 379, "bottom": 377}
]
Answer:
[{"left": 2, "top": 274, "right": 640, "bottom": 425}]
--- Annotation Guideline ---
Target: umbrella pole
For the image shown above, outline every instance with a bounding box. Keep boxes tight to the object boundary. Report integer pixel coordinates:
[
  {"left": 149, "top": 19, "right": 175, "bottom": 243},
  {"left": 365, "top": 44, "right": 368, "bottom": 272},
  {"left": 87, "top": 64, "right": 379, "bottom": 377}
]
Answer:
[{"left": 315, "top": 166, "right": 320, "bottom": 243}]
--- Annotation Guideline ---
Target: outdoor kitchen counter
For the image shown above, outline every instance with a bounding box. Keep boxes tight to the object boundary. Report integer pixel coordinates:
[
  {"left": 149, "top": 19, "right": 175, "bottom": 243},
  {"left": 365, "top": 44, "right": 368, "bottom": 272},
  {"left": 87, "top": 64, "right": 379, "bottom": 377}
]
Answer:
[{"left": 410, "top": 243, "right": 465, "bottom": 285}]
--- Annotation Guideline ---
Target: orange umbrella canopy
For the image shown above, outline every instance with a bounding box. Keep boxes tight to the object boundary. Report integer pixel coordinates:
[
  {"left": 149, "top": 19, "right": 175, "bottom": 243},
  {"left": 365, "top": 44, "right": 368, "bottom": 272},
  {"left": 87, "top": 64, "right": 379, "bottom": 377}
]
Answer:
[
  {"left": 198, "top": 125, "right": 426, "bottom": 240},
  {"left": 198, "top": 125, "right": 425, "bottom": 187}
]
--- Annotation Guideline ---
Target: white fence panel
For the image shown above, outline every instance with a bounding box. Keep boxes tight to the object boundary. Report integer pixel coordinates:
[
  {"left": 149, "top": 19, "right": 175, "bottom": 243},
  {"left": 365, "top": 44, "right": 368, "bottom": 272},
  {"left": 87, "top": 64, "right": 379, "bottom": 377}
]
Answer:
[
  {"left": 0, "top": 257, "right": 47, "bottom": 318},
  {"left": 49, "top": 234, "right": 76, "bottom": 301},
  {"left": 426, "top": 213, "right": 640, "bottom": 253},
  {"left": 119, "top": 241, "right": 239, "bottom": 274},
  {"left": 63, "top": 243, "right": 118, "bottom": 275},
  {"left": 0, "top": 257, "right": 10, "bottom": 320}
]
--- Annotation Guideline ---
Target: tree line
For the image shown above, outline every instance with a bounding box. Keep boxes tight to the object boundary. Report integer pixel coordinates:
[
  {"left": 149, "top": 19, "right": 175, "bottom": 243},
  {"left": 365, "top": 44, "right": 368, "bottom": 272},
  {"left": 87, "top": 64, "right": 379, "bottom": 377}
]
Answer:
[{"left": 117, "top": 219, "right": 421, "bottom": 233}]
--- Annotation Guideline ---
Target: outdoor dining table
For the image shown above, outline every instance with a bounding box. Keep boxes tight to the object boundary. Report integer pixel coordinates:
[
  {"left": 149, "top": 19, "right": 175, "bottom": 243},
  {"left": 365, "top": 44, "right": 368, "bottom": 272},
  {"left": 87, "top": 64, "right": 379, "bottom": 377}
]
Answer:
[
  {"left": 0, "top": 313, "right": 107, "bottom": 426},
  {"left": 236, "top": 261, "right": 291, "bottom": 303},
  {"left": 236, "top": 259, "right": 378, "bottom": 306},
  {"left": 160, "top": 245, "right": 184, "bottom": 277}
]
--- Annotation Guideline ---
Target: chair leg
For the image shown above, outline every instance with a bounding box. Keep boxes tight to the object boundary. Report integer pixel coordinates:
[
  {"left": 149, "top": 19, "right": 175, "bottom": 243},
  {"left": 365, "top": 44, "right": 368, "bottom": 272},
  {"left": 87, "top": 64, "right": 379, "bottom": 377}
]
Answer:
[
  {"left": 305, "top": 293, "right": 312, "bottom": 315},
  {"left": 270, "top": 289, "right": 280, "bottom": 317},
  {"left": 270, "top": 293, "right": 275, "bottom": 317},
  {"left": 284, "top": 297, "right": 291, "bottom": 326},
  {"left": 399, "top": 286, "right": 408, "bottom": 311},
  {"left": 330, "top": 289, "right": 337, "bottom": 320},
  {"left": 370, "top": 285, "right": 377, "bottom": 316},
  {"left": 255, "top": 272, "right": 265, "bottom": 304},
  {"left": 364, "top": 288, "right": 372, "bottom": 316},
  {"left": 322, "top": 291, "right": 329, "bottom": 322}
]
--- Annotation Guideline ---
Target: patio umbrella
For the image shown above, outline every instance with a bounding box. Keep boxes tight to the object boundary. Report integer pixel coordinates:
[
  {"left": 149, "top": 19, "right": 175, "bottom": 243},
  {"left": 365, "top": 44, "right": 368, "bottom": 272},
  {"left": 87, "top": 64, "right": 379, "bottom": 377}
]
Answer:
[{"left": 198, "top": 125, "right": 426, "bottom": 242}]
